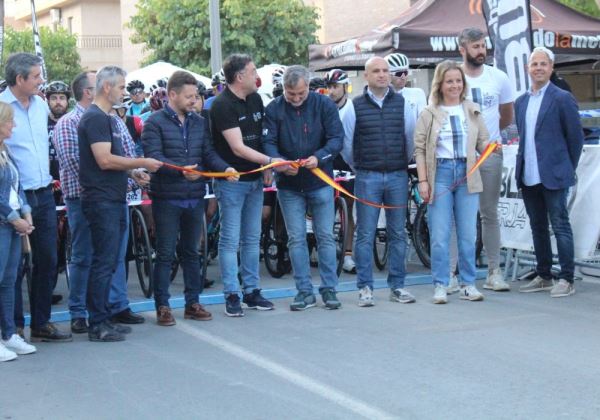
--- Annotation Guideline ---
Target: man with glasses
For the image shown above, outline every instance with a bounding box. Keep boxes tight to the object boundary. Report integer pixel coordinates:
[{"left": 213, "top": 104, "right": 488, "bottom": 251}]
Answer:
[
  {"left": 210, "top": 54, "right": 275, "bottom": 317},
  {"left": 385, "top": 53, "right": 427, "bottom": 158}
]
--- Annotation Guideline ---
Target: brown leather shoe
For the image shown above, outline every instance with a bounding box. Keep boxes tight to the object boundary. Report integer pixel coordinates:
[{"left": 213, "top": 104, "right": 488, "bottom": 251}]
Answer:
[
  {"left": 184, "top": 303, "right": 212, "bottom": 321},
  {"left": 156, "top": 306, "right": 176, "bottom": 326}
]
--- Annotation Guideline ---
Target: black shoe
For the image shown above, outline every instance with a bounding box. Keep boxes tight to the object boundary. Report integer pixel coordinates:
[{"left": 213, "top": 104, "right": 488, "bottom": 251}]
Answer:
[
  {"left": 71, "top": 318, "right": 88, "bottom": 334},
  {"left": 106, "top": 321, "right": 132, "bottom": 335},
  {"left": 30, "top": 322, "right": 73, "bottom": 342},
  {"left": 224, "top": 294, "right": 244, "bottom": 317},
  {"left": 203, "top": 278, "right": 215, "bottom": 288},
  {"left": 51, "top": 294, "right": 63, "bottom": 305},
  {"left": 88, "top": 322, "right": 125, "bottom": 342},
  {"left": 243, "top": 289, "right": 274, "bottom": 311},
  {"left": 111, "top": 308, "right": 145, "bottom": 324},
  {"left": 321, "top": 289, "right": 342, "bottom": 310}
]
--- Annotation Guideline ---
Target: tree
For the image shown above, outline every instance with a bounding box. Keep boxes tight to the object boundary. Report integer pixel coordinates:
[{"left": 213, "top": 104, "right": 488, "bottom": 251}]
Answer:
[
  {"left": 559, "top": 0, "right": 600, "bottom": 17},
  {"left": 129, "top": 0, "right": 319, "bottom": 75},
  {"left": 1, "top": 26, "right": 82, "bottom": 83}
]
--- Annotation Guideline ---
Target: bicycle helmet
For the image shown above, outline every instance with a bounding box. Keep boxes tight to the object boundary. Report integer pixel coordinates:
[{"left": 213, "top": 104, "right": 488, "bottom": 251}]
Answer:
[
  {"left": 0, "top": 80, "right": 7, "bottom": 94},
  {"left": 211, "top": 69, "right": 226, "bottom": 87},
  {"left": 45, "top": 81, "right": 71, "bottom": 100},
  {"left": 127, "top": 79, "right": 145, "bottom": 94},
  {"left": 385, "top": 53, "right": 410, "bottom": 72},
  {"left": 149, "top": 87, "right": 168, "bottom": 111},
  {"left": 197, "top": 80, "right": 207, "bottom": 96},
  {"left": 324, "top": 69, "right": 349, "bottom": 86},
  {"left": 309, "top": 77, "right": 327, "bottom": 92},
  {"left": 271, "top": 66, "right": 287, "bottom": 86}
]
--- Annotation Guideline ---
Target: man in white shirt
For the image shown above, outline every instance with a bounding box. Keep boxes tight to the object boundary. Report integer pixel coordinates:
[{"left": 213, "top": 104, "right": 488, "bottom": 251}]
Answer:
[
  {"left": 458, "top": 27, "right": 514, "bottom": 292},
  {"left": 385, "top": 53, "right": 427, "bottom": 159}
]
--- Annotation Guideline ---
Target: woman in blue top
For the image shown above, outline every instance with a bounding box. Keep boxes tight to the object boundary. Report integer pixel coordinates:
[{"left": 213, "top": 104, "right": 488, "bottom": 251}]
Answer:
[{"left": 0, "top": 101, "right": 37, "bottom": 361}]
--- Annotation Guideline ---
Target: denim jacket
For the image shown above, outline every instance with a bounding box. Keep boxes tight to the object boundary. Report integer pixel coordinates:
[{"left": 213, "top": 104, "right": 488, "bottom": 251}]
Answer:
[{"left": 0, "top": 150, "right": 31, "bottom": 224}]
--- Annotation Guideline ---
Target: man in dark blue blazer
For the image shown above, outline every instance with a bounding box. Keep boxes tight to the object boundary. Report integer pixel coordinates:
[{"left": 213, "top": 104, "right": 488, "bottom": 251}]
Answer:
[{"left": 514, "top": 47, "right": 584, "bottom": 298}]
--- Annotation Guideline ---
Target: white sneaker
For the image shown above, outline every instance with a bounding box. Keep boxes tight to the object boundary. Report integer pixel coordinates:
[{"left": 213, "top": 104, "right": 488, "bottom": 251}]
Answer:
[
  {"left": 358, "top": 286, "right": 374, "bottom": 307},
  {"left": 446, "top": 274, "right": 460, "bottom": 294},
  {"left": 483, "top": 268, "right": 510, "bottom": 291},
  {"left": 343, "top": 255, "right": 356, "bottom": 273},
  {"left": 459, "top": 285, "right": 484, "bottom": 301},
  {"left": 0, "top": 343, "right": 17, "bottom": 362},
  {"left": 2, "top": 334, "right": 37, "bottom": 355},
  {"left": 433, "top": 285, "right": 448, "bottom": 304},
  {"left": 550, "top": 279, "right": 575, "bottom": 298}
]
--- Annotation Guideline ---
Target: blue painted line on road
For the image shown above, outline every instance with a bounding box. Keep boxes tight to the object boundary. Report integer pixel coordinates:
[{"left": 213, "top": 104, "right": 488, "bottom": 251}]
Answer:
[{"left": 34, "top": 270, "right": 487, "bottom": 325}]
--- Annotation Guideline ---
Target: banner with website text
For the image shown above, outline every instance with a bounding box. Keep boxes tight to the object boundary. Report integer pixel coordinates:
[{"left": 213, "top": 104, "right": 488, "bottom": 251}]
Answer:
[{"left": 500, "top": 145, "right": 600, "bottom": 259}]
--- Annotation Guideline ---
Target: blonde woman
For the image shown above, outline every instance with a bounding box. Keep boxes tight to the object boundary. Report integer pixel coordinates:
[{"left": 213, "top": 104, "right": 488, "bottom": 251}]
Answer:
[
  {"left": 0, "top": 101, "right": 36, "bottom": 360},
  {"left": 414, "top": 61, "right": 490, "bottom": 304}
]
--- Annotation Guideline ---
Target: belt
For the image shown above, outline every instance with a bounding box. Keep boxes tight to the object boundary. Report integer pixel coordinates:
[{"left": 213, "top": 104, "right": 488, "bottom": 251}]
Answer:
[
  {"left": 436, "top": 157, "right": 466, "bottom": 163},
  {"left": 25, "top": 183, "right": 52, "bottom": 193}
]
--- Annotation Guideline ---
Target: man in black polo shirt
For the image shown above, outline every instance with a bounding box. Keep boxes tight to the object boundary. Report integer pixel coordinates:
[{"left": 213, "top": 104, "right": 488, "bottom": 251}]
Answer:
[
  {"left": 78, "top": 66, "right": 162, "bottom": 342},
  {"left": 210, "top": 53, "right": 275, "bottom": 317}
]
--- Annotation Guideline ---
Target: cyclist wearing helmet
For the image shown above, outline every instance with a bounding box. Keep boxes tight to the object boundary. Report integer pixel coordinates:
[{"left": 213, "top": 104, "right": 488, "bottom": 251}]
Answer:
[
  {"left": 309, "top": 76, "right": 327, "bottom": 95},
  {"left": 325, "top": 68, "right": 357, "bottom": 273},
  {"left": 139, "top": 87, "right": 168, "bottom": 122},
  {"left": 193, "top": 80, "right": 207, "bottom": 115},
  {"left": 126, "top": 80, "right": 149, "bottom": 117},
  {"left": 46, "top": 81, "right": 71, "bottom": 182},
  {"left": 204, "top": 69, "right": 225, "bottom": 111},
  {"left": 385, "top": 53, "right": 427, "bottom": 159},
  {"left": 271, "top": 65, "right": 286, "bottom": 98}
]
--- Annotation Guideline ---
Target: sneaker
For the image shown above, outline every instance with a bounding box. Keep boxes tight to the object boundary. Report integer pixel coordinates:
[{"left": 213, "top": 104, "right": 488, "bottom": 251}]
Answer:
[
  {"left": 156, "top": 306, "right": 176, "bottom": 326},
  {"left": 2, "top": 334, "right": 36, "bottom": 355},
  {"left": 242, "top": 289, "right": 274, "bottom": 311},
  {"left": 390, "top": 288, "right": 416, "bottom": 303},
  {"left": 225, "top": 294, "right": 244, "bottom": 317},
  {"left": 519, "top": 276, "right": 555, "bottom": 293},
  {"left": 184, "top": 303, "right": 213, "bottom": 320},
  {"left": 343, "top": 255, "right": 356, "bottom": 274},
  {"left": 433, "top": 285, "right": 448, "bottom": 304},
  {"left": 88, "top": 322, "right": 125, "bottom": 342},
  {"left": 358, "top": 286, "right": 374, "bottom": 307},
  {"left": 459, "top": 285, "right": 484, "bottom": 301},
  {"left": 30, "top": 322, "right": 73, "bottom": 343},
  {"left": 290, "top": 292, "right": 317, "bottom": 311},
  {"left": 321, "top": 289, "right": 341, "bottom": 310},
  {"left": 483, "top": 268, "right": 510, "bottom": 291},
  {"left": 106, "top": 321, "right": 132, "bottom": 335},
  {"left": 0, "top": 343, "right": 17, "bottom": 362},
  {"left": 550, "top": 279, "right": 575, "bottom": 298},
  {"left": 446, "top": 274, "right": 460, "bottom": 294}
]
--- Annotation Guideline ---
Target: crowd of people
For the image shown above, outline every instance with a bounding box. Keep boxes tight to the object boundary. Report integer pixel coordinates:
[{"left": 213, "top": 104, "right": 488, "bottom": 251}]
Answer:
[{"left": 0, "top": 26, "right": 584, "bottom": 358}]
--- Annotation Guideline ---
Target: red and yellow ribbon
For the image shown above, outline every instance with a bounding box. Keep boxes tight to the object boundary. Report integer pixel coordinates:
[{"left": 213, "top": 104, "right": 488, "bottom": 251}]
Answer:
[{"left": 162, "top": 143, "right": 499, "bottom": 209}]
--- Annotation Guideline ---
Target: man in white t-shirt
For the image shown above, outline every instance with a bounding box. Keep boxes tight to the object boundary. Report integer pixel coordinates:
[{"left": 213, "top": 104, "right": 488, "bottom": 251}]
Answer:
[
  {"left": 385, "top": 53, "right": 427, "bottom": 159},
  {"left": 457, "top": 27, "right": 515, "bottom": 292}
]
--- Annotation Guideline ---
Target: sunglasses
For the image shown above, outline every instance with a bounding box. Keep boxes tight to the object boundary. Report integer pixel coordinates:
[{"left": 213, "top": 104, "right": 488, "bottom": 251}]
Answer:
[
  {"left": 393, "top": 70, "right": 409, "bottom": 78},
  {"left": 131, "top": 88, "right": 144, "bottom": 95}
]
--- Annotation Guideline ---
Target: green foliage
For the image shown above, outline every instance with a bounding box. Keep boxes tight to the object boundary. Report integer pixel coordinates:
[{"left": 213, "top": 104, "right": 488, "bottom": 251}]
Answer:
[
  {"left": 1, "top": 27, "right": 83, "bottom": 84},
  {"left": 128, "top": 0, "right": 319, "bottom": 75},
  {"left": 559, "top": 0, "right": 600, "bottom": 18}
]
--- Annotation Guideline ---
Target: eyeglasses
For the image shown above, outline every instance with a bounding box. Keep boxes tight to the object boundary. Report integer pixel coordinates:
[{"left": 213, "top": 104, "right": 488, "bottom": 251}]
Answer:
[{"left": 393, "top": 70, "right": 409, "bottom": 78}]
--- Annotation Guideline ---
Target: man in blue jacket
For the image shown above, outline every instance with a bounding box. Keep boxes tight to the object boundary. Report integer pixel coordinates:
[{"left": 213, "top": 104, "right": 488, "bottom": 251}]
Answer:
[
  {"left": 263, "top": 65, "right": 344, "bottom": 311},
  {"left": 515, "top": 47, "right": 584, "bottom": 298},
  {"left": 142, "top": 70, "right": 236, "bottom": 326}
]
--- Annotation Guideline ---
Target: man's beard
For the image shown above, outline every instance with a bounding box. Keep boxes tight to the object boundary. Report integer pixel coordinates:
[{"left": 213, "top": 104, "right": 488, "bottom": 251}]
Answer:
[
  {"left": 466, "top": 52, "right": 485, "bottom": 67},
  {"left": 51, "top": 107, "right": 67, "bottom": 120}
]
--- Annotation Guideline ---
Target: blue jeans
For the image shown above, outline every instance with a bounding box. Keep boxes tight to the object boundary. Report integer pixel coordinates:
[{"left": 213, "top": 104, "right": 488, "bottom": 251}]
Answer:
[
  {"left": 152, "top": 199, "right": 205, "bottom": 308},
  {"left": 15, "top": 187, "right": 57, "bottom": 329},
  {"left": 66, "top": 199, "right": 130, "bottom": 319},
  {"left": 428, "top": 160, "right": 479, "bottom": 286},
  {"left": 82, "top": 200, "right": 126, "bottom": 327},
  {"left": 214, "top": 179, "right": 263, "bottom": 296},
  {"left": 521, "top": 184, "right": 574, "bottom": 282},
  {"left": 354, "top": 170, "right": 408, "bottom": 290},
  {"left": 0, "top": 224, "right": 21, "bottom": 340},
  {"left": 278, "top": 186, "right": 337, "bottom": 293}
]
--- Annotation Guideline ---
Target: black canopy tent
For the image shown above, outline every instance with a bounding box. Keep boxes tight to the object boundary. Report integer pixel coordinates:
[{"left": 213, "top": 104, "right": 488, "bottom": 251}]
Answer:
[{"left": 308, "top": 0, "right": 600, "bottom": 71}]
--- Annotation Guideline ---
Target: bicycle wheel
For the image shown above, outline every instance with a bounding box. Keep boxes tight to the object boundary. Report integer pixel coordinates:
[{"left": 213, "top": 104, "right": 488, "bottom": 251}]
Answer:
[
  {"left": 373, "top": 228, "right": 389, "bottom": 270},
  {"left": 413, "top": 203, "right": 431, "bottom": 269},
  {"left": 263, "top": 207, "right": 290, "bottom": 278},
  {"left": 64, "top": 223, "right": 72, "bottom": 289},
  {"left": 22, "top": 250, "right": 33, "bottom": 295},
  {"left": 130, "top": 207, "right": 154, "bottom": 298},
  {"left": 199, "top": 212, "right": 208, "bottom": 287},
  {"left": 333, "top": 196, "right": 349, "bottom": 277}
]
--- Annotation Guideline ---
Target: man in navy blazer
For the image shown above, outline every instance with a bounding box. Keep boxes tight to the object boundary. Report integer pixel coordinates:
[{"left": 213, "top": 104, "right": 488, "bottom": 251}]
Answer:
[{"left": 514, "top": 46, "right": 583, "bottom": 298}]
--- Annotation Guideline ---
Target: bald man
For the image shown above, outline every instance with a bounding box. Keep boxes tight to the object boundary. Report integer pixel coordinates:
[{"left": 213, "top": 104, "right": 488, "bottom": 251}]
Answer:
[
  {"left": 344, "top": 56, "right": 414, "bottom": 307},
  {"left": 515, "top": 47, "right": 583, "bottom": 298}
]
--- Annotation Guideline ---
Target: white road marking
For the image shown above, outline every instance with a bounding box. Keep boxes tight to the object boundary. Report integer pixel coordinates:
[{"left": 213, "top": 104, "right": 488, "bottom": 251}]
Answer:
[{"left": 174, "top": 322, "right": 396, "bottom": 420}]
